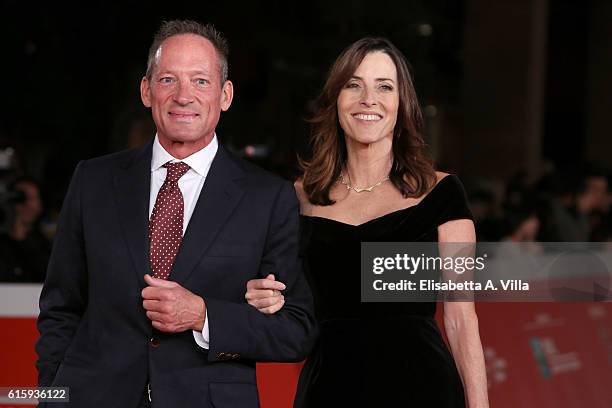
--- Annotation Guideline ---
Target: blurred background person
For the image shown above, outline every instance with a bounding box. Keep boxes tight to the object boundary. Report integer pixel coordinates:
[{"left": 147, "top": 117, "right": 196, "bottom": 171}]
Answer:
[
  {"left": 539, "top": 168, "right": 610, "bottom": 242},
  {"left": 0, "top": 177, "right": 51, "bottom": 282},
  {"left": 579, "top": 168, "right": 610, "bottom": 241},
  {"left": 501, "top": 206, "right": 541, "bottom": 243}
]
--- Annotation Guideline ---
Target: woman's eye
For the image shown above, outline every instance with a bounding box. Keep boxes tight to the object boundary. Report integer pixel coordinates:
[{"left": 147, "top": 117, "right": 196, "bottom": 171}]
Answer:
[
  {"left": 345, "top": 82, "right": 360, "bottom": 89},
  {"left": 380, "top": 84, "right": 393, "bottom": 91}
]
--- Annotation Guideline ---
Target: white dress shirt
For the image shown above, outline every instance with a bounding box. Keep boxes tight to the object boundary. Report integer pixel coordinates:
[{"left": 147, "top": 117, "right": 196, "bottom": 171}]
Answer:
[{"left": 149, "top": 134, "right": 217, "bottom": 349}]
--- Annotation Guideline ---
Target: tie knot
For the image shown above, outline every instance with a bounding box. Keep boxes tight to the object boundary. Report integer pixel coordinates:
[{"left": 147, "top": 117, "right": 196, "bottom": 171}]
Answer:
[{"left": 163, "top": 161, "right": 191, "bottom": 183}]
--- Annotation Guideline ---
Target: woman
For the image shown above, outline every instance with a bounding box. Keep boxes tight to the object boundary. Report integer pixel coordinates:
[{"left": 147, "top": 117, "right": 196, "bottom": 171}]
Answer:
[{"left": 246, "top": 37, "right": 489, "bottom": 407}]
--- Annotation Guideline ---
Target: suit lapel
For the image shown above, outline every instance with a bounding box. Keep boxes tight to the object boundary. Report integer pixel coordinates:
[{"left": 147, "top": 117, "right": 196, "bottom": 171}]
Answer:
[
  {"left": 170, "top": 146, "right": 246, "bottom": 285},
  {"left": 113, "top": 141, "right": 153, "bottom": 286}
]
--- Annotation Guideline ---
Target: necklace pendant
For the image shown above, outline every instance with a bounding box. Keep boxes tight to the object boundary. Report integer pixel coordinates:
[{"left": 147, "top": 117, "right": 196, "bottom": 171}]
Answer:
[
  {"left": 353, "top": 186, "right": 372, "bottom": 193},
  {"left": 338, "top": 172, "right": 389, "bottom": 193}
]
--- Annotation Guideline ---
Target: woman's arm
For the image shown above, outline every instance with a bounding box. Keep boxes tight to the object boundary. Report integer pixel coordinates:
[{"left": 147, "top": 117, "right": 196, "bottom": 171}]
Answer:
[
  {"left": 439, "top": 219, "right": 489, "bottom": 408},
  {"left": 243, "top": 180, "right": 308, "bottom": 314}
]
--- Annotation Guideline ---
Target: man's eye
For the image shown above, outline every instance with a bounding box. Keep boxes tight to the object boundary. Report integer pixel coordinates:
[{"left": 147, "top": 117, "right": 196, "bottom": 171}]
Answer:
[
  {"left": 195, "top": 78, "right": 209, "bottom": 86},
  {"left": 159, "top": 77, "right": 174, "bottom": 84}
]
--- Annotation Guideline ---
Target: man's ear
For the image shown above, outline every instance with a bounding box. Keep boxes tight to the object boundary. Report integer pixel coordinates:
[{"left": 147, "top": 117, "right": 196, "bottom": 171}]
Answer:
[
  {"left": 220, "top": 80, "right": 234, "bottom": 111},
  {"left": 140, "top": 76, "right": 152, "bottom": 108}
]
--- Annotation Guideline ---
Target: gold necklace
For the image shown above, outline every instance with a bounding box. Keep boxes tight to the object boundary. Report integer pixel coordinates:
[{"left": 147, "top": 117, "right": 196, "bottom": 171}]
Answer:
[{"left": 339, "top": 172, "right": 390, "bottom": 193}]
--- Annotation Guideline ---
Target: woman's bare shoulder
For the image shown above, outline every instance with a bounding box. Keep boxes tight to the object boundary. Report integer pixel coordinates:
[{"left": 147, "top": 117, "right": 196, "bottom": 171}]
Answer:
[
  {"left": 435, "top": 170, "right": 450, "bottom": 182},
  {"left": 293, "top": 178, "right": 312, "bottom": 213}
]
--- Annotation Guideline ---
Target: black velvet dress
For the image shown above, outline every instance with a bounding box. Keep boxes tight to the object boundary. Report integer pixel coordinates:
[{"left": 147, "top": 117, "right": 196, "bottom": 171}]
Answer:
[{"left": 294, "top": 175, "right": 471, "bottom": 408}]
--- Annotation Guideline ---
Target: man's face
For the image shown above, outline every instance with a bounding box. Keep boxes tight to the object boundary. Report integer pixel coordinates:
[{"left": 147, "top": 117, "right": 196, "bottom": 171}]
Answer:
[{"left": 140, "top": 34, "right": 233, "bottom": 151}]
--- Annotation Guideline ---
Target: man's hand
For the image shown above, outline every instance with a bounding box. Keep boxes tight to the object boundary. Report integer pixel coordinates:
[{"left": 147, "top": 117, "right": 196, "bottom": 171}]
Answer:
[
  {"left": 142, "top": 274, "right": 206, "bottom": 332},
  {"left": 245, "top": 274, "right": 286, "bottom": 314}
]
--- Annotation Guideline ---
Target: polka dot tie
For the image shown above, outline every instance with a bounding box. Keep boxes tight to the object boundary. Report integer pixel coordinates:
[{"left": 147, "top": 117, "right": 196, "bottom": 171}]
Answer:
[{"left": 149, "top": 161, "right": 191, "bottom": 280}]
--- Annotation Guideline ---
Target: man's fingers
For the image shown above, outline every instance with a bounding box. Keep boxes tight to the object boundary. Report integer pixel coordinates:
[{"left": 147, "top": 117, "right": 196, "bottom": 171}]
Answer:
[
  {"left": 141, "top": 286, "right": 159, "bottom": 300},
  {"left": 151, "top": 320, "right": 173, "bottom": 332},
  {"left": 141, "top": 286, "right": 168, "bottom": 300},
  {"left": 146, "top": 311, "right": 165, "bottom": 322},
  {"left": 142, "top": 286, "right": 177, "bottom": 301},
  {"left": 143, "top": 299, "right": 167, "bottom": 312},
  {"left": 144, "top": 274, "right": 179, "bottom": 289}
]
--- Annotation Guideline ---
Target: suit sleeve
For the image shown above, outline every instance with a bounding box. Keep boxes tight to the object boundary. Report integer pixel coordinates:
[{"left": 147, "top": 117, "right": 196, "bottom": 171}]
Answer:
[
  {"left": 35, "top": 161, "right": 88, "bottom": 386},
  {"left": 204, "top": 181, "right": 317, "bottom": 362}
]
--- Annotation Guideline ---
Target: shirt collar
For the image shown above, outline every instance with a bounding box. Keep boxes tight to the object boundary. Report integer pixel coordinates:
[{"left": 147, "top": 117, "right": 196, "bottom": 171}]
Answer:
[{"left": 151, "top": 133, "right": 219, "bottom": 177}]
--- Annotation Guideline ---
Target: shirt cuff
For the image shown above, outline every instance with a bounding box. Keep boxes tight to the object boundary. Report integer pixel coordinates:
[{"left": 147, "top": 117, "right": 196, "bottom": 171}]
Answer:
[{"left": 192, "top": 310, "right": 209, "bottom": 349}]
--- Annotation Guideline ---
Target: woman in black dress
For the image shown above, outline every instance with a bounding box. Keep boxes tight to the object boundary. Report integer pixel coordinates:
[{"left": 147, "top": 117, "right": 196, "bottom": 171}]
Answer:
[{"left": 245, "top": 37, "right": 489, "bottom": 407}]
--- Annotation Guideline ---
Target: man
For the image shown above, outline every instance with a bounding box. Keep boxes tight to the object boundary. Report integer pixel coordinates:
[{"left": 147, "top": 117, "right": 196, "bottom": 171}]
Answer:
[{"left": 36, "top": 20, "right": 315, "bottom": 407}]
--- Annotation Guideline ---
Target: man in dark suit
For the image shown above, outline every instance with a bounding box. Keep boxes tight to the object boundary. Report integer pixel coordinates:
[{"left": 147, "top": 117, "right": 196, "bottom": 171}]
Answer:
[{"left": 36, "top": 20, "right": 315, "bottom": 407}]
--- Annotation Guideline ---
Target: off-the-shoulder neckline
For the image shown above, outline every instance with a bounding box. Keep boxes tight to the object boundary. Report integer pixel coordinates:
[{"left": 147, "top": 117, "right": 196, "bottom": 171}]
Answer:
[{"left": 300, "top": 174, "right": 456, "bottom": 227}]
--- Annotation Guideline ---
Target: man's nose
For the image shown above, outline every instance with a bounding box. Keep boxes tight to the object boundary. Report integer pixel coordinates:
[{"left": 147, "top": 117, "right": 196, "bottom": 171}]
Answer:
[{"left": 173, "top": 80, "right": 194, "bottom": 105}]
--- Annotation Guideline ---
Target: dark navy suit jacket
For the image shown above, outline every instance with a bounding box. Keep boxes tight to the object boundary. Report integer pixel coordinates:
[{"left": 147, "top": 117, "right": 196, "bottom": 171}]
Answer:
[{"left": 36, "top": 141, "right": 316, "bottom": 407}]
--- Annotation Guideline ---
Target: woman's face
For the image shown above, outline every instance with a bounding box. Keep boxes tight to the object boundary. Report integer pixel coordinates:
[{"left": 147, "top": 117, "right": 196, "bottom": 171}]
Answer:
[{"left": 337, "top": 51, "right": 400, "bottom": 146}]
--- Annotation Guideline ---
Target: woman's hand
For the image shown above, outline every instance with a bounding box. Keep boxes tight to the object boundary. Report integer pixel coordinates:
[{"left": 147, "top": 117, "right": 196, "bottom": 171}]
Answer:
[{"left": 245, "top": 274, "right": 287, "bottom": 314}]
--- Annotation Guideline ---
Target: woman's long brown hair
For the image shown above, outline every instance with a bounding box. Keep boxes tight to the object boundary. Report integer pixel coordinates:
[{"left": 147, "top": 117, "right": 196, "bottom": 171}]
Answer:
[{"left": 301, "top": 37, "right": 436, "bottom": 205}]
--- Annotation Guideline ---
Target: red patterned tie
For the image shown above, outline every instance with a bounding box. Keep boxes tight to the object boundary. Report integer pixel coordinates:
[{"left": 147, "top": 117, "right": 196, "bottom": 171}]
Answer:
[{"left": 149, "top": 161, "right": 191, "bottom": 279}]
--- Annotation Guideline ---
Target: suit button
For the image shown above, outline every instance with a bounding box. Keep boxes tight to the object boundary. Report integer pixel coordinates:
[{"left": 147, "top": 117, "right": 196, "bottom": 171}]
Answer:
[
  {"left": 150, "top": 337, "right": 160, "bottom": 347},
  {"left": 217, "top": 352, "right": 230, "bottom": 360},
  {"left": 231, "top": 353, "right": 240, "bottom": 360}
]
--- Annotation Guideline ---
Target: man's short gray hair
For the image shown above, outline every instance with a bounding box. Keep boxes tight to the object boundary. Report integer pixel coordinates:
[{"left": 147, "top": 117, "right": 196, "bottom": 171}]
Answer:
[{"left": 146, "top": 20, "right": 229, "bottom": 84}]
